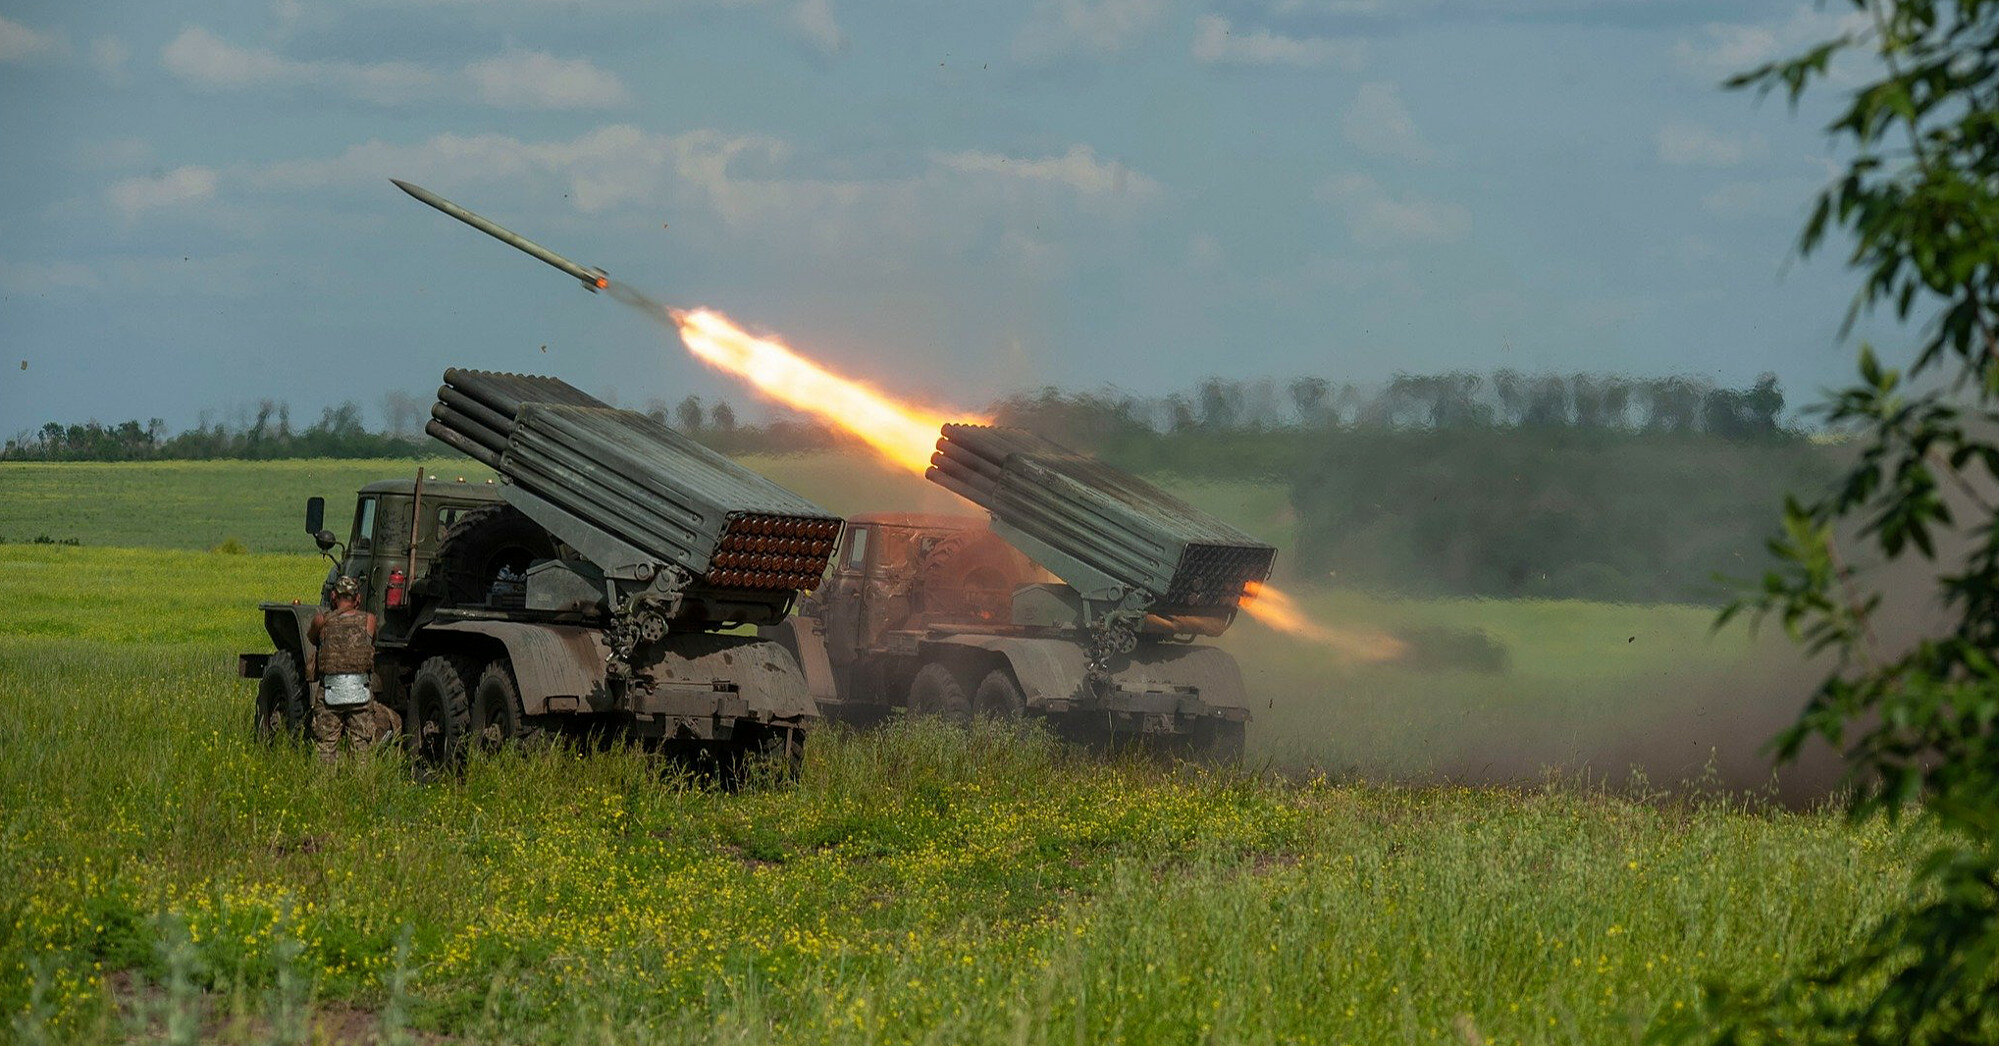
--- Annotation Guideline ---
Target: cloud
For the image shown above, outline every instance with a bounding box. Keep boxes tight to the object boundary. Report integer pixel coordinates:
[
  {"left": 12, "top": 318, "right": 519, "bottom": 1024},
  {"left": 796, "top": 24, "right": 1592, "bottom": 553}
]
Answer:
[
  {"left": 790, "top": 0, "right": 845, "bottom": 54},
  {"left": 241, "top": 126, "right": 1164, "bottom": 269},
  {"left": 107, "top": 167, "right": 219, "bottom": 217},
  {"left": 1674, "top": 4, "right": 1870, "bottom": 81},
  {"left": 1342, "top": 82, "right": 1435, "bottom": 162},
  {"left": 932, "top": 145, "right": 1163, "bottom": 201},
  {"left": 1655, "top": 121, "right": 1763, "bottom": 167},
  {"left": 1316, "top": 173, "right": 1468, "bottom": 245},
  {"left": 0, "top": 15, "right": 67, "bottom": 63},
  {"left": 90, "top": 36, "right": 131, "bottom": 81},
  {"left": 1701, "top": 177, "right": 1818, "bottom": 218},
  {"left": 1191, "top": 15, "right": 1363, "bottom": 69},
  {"left": 1015, "top": 0, "right": 1167, "bottom": 61},
  {"left": 465, "top": 51, "right": 631, "bottom": 109},
  {"left": 161, "top": 27, "right": 627, "bottom": 110}
]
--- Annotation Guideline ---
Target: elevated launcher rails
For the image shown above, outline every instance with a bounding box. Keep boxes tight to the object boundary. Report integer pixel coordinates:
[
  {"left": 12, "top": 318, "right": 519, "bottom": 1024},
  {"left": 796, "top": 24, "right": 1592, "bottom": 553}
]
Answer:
[
  {"left": 926, "top": 424, "right": 1277, "bottom": 674},
  {"left": 425, "top": 369, "right": 842, "bottom": 676}
]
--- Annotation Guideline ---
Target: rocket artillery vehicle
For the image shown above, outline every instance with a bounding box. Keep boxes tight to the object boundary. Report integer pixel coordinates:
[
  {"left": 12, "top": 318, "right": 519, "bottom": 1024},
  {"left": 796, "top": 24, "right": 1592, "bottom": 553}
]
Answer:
[
  {"left": 239, "top": 369, "right": 842, "bottom": 771},
  {"left": 767, "top": 424, "right": 1277, "bottom": 758}
]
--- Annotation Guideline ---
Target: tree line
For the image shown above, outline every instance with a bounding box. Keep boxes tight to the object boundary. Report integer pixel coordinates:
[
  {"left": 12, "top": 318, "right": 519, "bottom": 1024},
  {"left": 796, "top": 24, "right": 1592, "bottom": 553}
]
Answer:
[{"left": 2, "top": 370, "right": 1797, "bottom": 464}]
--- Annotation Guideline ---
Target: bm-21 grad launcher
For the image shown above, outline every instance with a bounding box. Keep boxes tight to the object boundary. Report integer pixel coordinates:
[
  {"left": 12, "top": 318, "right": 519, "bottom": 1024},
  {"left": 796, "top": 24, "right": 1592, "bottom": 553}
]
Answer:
[
  {"left": 242, "top": 368, "right": 842, "bottom": 769},
  {"left": 769, "top": 423, "right": 1275, "bottom": 758},
  {"left": 425, "top": 368, "right": 842, "bottom": 679},
  {"left": 927, "top": 424, "right": 1277, "bottom": 671}
]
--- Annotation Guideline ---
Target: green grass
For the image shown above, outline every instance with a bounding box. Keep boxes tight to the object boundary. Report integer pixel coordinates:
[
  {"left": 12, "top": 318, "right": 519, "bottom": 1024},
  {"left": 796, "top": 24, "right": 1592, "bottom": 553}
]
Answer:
[
  {"left": 0, "top": 544, "right": 1916, "bottom": 1043},
  {"left": 0, "top": 459, "right": 486, "bottom": 554}
]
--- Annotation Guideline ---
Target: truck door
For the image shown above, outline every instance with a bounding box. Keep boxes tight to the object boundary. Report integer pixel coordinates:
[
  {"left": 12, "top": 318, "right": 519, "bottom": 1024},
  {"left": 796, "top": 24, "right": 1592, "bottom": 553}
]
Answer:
[{"left": 821, "top": 524, "right": 871, "bottom": 667}]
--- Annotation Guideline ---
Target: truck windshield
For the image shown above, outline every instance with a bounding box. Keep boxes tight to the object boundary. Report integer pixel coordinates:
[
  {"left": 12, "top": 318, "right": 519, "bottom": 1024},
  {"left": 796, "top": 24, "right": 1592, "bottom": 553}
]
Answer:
[{"left": 845, "top": 527, "right": 868, "bottom": 569}]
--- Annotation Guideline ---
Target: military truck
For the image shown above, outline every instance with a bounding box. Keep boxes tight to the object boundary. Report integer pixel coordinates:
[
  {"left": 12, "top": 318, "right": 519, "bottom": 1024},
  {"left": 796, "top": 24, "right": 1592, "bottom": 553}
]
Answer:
[
  {"left": 767, "top": 424, "right": 1275, "bottom": 758},
  {"left": 239, "top": 369, "right": 843, "bottom": 770}
]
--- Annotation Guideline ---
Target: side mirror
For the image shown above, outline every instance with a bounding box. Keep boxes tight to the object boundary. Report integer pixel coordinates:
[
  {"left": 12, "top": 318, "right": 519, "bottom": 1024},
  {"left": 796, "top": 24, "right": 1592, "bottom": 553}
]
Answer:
[
  {"left": 304, "top": 496, "right": 325, "bottom": 536},
  {"left": 314, "top": 529, "right": 339, "bottom": 552}
]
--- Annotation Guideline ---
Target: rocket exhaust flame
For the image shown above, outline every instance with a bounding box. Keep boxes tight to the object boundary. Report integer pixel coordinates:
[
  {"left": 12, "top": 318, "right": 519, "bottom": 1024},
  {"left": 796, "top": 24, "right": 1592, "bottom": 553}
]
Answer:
[
  {"left": 607, "top": 284, "right": 978, "bottom": 476},
  {"left": 1239, "top": 580, "right": 1407, "bottom": 662}
]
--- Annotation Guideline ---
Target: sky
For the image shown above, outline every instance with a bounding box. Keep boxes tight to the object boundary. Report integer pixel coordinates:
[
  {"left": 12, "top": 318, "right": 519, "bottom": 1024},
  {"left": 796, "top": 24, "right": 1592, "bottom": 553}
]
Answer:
[{"left": 0, "top": 0, "right": 1885, "bottom": 433}]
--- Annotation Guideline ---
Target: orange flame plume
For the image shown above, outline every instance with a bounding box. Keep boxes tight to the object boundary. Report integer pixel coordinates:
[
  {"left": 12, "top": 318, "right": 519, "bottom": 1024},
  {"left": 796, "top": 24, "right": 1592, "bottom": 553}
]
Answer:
[
  {"left": 1239, "top": 580, "right": 1407, "bottom": 662},
  {"left": 667, "top": 306, "right": 974, "bottom": 476}
]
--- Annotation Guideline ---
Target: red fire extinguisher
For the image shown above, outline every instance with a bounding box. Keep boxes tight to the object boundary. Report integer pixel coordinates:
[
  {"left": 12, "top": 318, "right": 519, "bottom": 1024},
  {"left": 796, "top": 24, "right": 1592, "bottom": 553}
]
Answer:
[{"left": 386, "top": 568, "right": 407, "bottom": 608}]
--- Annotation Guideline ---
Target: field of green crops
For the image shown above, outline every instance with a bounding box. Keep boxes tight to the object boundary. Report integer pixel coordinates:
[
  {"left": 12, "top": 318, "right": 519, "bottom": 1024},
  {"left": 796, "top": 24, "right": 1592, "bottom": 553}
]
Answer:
[{"left": 0, "top": 459, "right": 1899, "bottom": 1043}]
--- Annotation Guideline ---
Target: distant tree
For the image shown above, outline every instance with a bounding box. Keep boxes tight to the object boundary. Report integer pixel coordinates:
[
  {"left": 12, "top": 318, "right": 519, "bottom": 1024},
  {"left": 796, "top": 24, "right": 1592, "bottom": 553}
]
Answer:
[
  {"left": 710, "top": 400, "right": 736, "bottom": 432},
  {"left": 1744, "top": 372, "right": 1784, "bottom": 435},
  {"left": 1288, "top": 376, "right": 1331, "bottom": 426},
  {"left": 1521, "top": 374, "right": 1571, "bottom": 428},
  {"left": 1641, "top": 377, "right": 1703, "bottom": 433},
  {"left": 675, "top": 395, "right": 705, "bottom": 433},
  {"left": 1700, "top": 386, "right": 1748, "bottom": 439},
  {"left": 1196, "top": 378, "right": 1242, "bottom": 429}
]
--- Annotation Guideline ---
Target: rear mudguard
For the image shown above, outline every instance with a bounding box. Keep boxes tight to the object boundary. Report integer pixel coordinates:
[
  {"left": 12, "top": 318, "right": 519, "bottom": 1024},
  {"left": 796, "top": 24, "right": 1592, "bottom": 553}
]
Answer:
[
  {"left": 422, "top": 620, "right": 817, "bottom": 724},
  {"left": 259, "top": 603, "right": 319, "bottom": 668},
  {"left": 762, "top": 618, "right": 839, "bottom": 706}
]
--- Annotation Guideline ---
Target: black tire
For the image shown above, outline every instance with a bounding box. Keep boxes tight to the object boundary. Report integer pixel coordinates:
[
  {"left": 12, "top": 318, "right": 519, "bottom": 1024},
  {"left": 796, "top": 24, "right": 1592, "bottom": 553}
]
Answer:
[
  {"left": 972, "top": 667, "right": 1027, "bottom": 721},
  {"left": 424, "top": 505, "right": 558, "bottom": 609},
  {"left": 469, "top": 659, "right": 543, "bottom": 751},
  {"left": 709, "top": 725, "right": 805, "bottom": 790},
  {"left": 908, "top": 662, "right": 972, "bottom": 725},
  {"left": 409, "top": 655, "right": 474, "bottom": 764},
  {"left": 256, "top": 650, "right": 309, "bottom": 742}
]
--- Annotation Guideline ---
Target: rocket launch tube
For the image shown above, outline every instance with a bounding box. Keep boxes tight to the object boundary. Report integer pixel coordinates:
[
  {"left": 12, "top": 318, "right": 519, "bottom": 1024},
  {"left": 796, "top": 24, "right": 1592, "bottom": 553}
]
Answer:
[{"left": 391, "top": 179, "right": 610, "bottom": 292}]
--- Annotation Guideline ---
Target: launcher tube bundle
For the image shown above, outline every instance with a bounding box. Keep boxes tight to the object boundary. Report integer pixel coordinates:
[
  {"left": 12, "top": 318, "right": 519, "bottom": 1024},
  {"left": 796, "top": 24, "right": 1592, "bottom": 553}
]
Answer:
[
  {"left": 927, "top": 424, "right": 1276, "bottom": 629},
  {"left": 426, "top": 369, "right": 841, "bottom": 594}
]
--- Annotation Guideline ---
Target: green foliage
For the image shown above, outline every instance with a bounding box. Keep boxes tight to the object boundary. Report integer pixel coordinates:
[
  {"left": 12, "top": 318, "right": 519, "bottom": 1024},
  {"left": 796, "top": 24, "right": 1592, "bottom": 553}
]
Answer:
[{"left": 1702, "top": 2, "right": 1999, "bottom": 1041}]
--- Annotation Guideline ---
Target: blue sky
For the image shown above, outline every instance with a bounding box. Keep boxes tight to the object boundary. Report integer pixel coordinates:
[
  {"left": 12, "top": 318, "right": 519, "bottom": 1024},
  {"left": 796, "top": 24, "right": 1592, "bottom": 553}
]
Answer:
[{"left": 0, "top": 0, "right": 1880, "bottom": 432}]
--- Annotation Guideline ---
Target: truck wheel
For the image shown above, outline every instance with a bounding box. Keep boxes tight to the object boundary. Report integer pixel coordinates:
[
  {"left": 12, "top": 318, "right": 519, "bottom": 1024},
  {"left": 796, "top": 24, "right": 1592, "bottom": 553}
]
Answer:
[
  {"left": 470, "top": 660, "right": 543, "bottom": 751},
  {"left": 972, "top": 668, "right": 1026, "bottom": 721},
  {"left": 908, "top": 663, "right": 972, "bottom": 725},
  {"left": 409, "top": 656, "right": 473, "bottom": 764},
  {"left": 256, "top": 650, "right": 309, "bottom": 742}
]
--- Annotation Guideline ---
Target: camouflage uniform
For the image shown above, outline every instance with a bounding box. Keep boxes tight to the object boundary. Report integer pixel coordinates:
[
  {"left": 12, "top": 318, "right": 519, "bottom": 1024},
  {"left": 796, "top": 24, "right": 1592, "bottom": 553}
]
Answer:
[{"left": 312, "top": 601, "right": 389, "bottom": 759}]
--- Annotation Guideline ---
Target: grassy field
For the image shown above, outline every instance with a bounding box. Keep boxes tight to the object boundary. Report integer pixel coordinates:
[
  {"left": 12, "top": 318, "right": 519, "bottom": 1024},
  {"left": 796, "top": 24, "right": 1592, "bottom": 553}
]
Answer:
[
  {"left": 0, "top": 454, "right": 1297, "bottom": 557},
  {"left": 0, "top": 460, "right": 1879, "bottom": 1042}
]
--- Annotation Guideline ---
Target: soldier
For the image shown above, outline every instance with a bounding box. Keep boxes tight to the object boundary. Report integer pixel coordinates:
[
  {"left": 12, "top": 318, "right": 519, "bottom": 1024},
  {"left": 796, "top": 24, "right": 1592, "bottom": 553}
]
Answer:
[{"left": 308, "top": 576, "right": 392, "bottom": 760}]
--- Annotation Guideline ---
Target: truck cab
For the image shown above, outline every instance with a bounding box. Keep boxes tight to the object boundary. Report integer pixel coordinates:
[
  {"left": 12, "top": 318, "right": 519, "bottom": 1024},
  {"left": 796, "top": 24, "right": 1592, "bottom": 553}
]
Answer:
[{"left": 316, "top": 476, "right": 509, "bottom": 629}]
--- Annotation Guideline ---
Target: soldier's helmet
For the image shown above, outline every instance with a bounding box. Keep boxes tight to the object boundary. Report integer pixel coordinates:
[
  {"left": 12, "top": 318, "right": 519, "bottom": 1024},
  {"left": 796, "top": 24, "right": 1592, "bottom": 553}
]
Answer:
[{"left": 332, "top": 575, "right": 363, "bottom": 600}]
